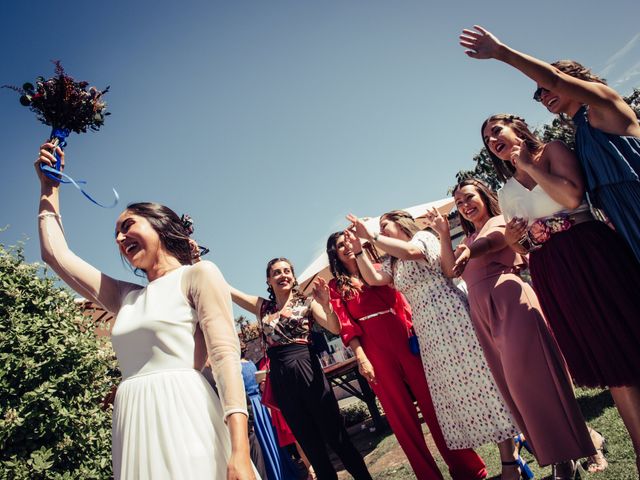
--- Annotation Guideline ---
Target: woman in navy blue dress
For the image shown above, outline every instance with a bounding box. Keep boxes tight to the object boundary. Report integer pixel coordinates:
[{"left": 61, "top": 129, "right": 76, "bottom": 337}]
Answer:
[{"left": 459, "top": 25, "right": 640, "bottom": 263}]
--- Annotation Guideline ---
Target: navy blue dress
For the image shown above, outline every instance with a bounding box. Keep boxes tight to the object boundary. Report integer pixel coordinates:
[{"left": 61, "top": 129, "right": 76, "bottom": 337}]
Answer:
[
  {"left": 573, "top": 105, "right": 640, "bottom": 261},
  {"left": 241, "top": 360, "right": 298, "bottom": 480}
]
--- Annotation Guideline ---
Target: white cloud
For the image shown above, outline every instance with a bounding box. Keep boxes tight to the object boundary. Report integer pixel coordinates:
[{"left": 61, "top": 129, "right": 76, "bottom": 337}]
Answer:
[
  {"left": 598, "top": 32, "right": 640, "bottom": 89},
  {"left": 601, "top": 32, "right": 640, "bottom": 77}
]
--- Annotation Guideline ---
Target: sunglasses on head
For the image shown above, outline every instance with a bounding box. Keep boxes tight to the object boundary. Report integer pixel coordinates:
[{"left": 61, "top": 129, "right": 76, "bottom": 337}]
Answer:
[{"left": 533, "top": 87, "right": 549, "bottom": 102}]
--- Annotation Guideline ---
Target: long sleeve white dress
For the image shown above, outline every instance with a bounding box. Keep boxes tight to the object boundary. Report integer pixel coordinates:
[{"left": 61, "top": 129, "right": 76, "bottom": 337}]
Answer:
[{"left": 39, "top": 215, "right": 251, "bottom": 479}]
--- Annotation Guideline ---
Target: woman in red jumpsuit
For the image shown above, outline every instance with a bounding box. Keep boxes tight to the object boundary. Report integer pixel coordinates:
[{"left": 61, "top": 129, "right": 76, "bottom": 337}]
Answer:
[{"left": 325, "top": 231, "right": 487, "bottom": 480}]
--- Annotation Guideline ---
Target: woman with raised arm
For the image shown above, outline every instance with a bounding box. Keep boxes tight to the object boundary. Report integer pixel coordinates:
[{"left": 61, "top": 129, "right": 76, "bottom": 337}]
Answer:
[
  {"left": 428, "top": 179, "right": 594, "bottom": 477},
  {"left": 325, "top": 231, "right": 487, "bottom": 480},
  {"left": 35, "top": 142, "right": 255, "bottom": 480},
  {"left": 480, "top": 113, "right": 640, "bottom": 476},
  {"left": 229, "top": 258, "right": 372, "bottom": 480},
  {"left": 346, "top": 212, "right": 520, "bottom": 478},
  {"left": 459, "top": 25, "right": 640, "bottom": 261}
]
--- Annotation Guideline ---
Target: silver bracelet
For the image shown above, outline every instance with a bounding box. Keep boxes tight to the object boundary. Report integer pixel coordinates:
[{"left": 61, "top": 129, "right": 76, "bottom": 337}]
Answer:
[{"left": 38, "top": 212, "right": 61, "bottom": 219}]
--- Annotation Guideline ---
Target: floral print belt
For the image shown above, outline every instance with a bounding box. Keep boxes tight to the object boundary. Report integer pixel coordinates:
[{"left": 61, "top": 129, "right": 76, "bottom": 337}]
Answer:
[{"left": 518, "top": 210, "right": 594, "bottom": 252}]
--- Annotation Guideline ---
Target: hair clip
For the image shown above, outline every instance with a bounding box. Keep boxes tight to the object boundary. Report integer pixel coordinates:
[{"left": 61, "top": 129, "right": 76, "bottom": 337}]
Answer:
[{"left": 181, "top": 214, "right": 194, "bottom": 236}]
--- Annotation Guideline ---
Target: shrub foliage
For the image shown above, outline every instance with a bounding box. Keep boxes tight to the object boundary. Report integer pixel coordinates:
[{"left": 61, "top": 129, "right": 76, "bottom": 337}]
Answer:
[{"left": 0, "top": 242, "right": 119, "bottom": 479}]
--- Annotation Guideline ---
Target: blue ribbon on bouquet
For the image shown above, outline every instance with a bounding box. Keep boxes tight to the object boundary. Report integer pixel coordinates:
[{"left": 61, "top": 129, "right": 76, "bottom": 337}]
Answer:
[{"left": 40, "top": 128, "right": 119, "bottom": 208}]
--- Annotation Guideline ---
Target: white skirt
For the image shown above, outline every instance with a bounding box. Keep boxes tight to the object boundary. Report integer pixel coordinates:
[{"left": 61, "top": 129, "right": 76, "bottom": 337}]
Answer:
[{"left": 112, "top": 369, "right": 230, "bottom": 479}]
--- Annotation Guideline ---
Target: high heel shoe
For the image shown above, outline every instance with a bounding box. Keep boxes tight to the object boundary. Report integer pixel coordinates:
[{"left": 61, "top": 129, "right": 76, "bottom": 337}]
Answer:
[
  {"left": 552, "top": 460, "right": 584, "bottom": 480},
  {"left": 516, "top": 455, "right": 534, "bottom": 479},
  {"left": 501, "top": 456, "right": 534, "bottom": 480},
  {"left": 514, "top": 433, "right": 533, "bottom": 456},
  {"left": 501, "top": 460, "right": 522, "bottom": 480}
]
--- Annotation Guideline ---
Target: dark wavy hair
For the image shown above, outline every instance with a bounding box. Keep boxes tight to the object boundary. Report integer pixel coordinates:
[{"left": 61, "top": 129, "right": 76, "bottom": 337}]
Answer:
[
  {"left": 552, "top": 60, "right": 607, "bottom": 85},
  {"left": 481, "top": 114, "right": 544, "bottom": 183},
  {"left": 265, "top": 257, "right": 305, "bottom": 305},
  {"left": 326, "top": 232, "right": 361, "bottom": 300},
  {"left": 122, "top": 202, "right": 194, "bottom": 277},
  {"left": 452, "top": 178, "right": 501, "bottom": 236}
]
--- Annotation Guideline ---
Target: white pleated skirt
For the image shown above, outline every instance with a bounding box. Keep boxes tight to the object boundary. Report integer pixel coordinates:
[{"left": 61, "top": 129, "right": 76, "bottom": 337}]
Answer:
[{"left": 112, "top": 368, "right": 230, "bottom": 479}]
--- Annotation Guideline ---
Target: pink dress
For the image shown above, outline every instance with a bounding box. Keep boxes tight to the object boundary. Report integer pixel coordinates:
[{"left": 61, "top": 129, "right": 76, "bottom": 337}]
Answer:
[{"left": 461, "top": 216, "right": 594, "bottom": 465}]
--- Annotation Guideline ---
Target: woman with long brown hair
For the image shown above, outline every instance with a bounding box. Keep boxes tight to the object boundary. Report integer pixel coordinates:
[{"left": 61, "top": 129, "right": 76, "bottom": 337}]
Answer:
[
  {"left": 432, "top": 178, "right": 594, "bottom": 478},
  {"left": 346, "top": 211, "right": 522, "bottom": 478},
  {"left": 35, "top": 142, "right": 255, "bottom": 479},
  {"left": 230, "top": 258, "right": 372, "bottom": 480},
  {"left": 481, "top": 113, "right": 640, "bottom": 475},
  {"left": 325, "top": 231, "right": 487, "bottom": 480},
  {"left": 460, "top": 25, "right": 640, "bottom": 262}
]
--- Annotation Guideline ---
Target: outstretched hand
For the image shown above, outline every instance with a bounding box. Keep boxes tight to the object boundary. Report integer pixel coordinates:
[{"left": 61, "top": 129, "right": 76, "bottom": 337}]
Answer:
[
  {"left": 424, "top": 207, "right": 449, "bottom": 237},
  {"left": 344, "top": 227, "right": 363, "bottom": 254},
  {"left": 459, "top": 25, "right": 503, "bottom": 60},
  {"left": 311, "top": 277, "right": 331, "bottom": 308},
  {"left": 452, "top": 244, "right": 471, "bottom": 276},
  {"left": 346, "top": 214, "right": 374, "bottom": 241}
]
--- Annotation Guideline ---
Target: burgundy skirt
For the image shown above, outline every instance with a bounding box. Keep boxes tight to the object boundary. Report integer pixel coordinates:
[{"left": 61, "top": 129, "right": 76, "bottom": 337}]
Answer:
[{"left": 529, "top": 220, "right": 640, "bottom": 388}]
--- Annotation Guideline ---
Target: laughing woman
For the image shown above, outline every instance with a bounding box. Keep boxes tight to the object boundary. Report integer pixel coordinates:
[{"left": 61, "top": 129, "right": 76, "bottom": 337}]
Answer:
[
  {"left": 230, "top": 259, "right": 372, "bottom": 480},
  {"left": 481, "top": 113, "right": 640, "bottom": 475},
  {"left": 325, "top": 231, "right": 487, "bottom": 480},
  {"left": 431, "top": 179, "right": 594, "bottom": 477},
  {"left": 36, "top": 143, "right": 255, "bottom": 479},
  {"left": 347, "top": 212, "right": 521, "bottom": 478},
  {"left": 459, "top": 25, "right": 640, "bottom": 262}
]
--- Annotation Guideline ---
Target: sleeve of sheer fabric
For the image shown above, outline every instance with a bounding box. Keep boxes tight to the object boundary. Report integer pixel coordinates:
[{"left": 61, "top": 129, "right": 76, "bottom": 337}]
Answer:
[
  {"left": 187, "top": 261, "right": 248, "bottom": 420},
  {"left": 410, "top": 231, "right": 440, "bottom": 270},
  {"left": 39, "top": 215, "right": 139, "bottom": 314},
  {"left": 328, "top": 280, "right": 363, "bottom": 346}
]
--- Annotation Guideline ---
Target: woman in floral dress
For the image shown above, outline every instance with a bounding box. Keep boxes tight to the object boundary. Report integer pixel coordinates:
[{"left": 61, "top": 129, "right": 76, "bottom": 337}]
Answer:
[{"left": 346, "top": 213, "right": 520, "bottom": 471}]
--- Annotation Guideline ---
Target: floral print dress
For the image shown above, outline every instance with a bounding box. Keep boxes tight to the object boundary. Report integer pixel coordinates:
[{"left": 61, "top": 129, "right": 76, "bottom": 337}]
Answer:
[{"left": 382, "top": 230, "right": 518, "bottom": 449}]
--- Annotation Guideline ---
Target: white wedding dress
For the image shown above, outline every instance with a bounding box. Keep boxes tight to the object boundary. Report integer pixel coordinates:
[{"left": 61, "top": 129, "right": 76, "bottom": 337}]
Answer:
[
  {"left": 111, "top": 265, "right": 246, "bottom": 479},
  {"left": 39, "top": 214, "right": 253, "bottom": 480}
]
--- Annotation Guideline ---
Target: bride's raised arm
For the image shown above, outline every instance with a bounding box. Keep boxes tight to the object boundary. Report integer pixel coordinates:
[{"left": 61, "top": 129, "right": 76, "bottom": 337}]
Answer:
[{"left": 36, "top": 141, "right": 137, "bottom": 314}]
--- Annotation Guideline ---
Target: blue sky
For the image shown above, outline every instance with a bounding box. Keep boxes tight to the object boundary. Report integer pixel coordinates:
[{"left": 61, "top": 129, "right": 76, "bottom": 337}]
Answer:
[{"left": 1, "top": 1, "right": 639, "bottom": 316}]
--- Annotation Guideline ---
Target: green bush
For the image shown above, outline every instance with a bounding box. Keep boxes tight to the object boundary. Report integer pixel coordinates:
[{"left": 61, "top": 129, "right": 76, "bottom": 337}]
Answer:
[
  {"left": 342, "top": 400, "right": 370, "bottom": 427},
  {"left": 0, "top": 242, "right": 120, "bottom": 479}
]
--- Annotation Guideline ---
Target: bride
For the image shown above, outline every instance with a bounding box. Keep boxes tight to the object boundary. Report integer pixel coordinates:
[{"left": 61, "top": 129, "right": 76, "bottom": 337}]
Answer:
[{"left": 35, "top": 141, "right": 256, "bottom": 480}]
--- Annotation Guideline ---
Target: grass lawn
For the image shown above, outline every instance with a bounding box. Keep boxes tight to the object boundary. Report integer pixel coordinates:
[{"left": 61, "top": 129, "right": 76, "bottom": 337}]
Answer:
[{"left": 337, "top": 387, "right": 636, "bottom": 479}]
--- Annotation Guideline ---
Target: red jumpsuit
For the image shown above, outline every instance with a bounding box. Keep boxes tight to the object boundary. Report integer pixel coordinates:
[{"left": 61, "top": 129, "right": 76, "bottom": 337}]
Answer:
[{"left": 329, "top": 280, "right": 487, "bottom": 480}]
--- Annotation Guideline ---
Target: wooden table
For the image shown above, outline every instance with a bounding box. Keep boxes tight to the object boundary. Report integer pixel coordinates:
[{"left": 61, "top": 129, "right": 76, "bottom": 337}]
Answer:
[{"left": 323, "top": 357, "right": 385, "bottom": 431}]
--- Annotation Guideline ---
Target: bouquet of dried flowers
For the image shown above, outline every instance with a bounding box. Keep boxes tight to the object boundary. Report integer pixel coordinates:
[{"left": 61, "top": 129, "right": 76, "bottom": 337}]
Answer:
[
  {"left": 4, "top": 60, "right": 110, "bottom": 136},
  {"left": 3, "top": 61, "right": 117, "bottom": 206}
]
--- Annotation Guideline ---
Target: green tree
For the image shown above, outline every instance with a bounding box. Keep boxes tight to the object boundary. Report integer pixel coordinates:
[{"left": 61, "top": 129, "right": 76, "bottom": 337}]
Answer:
[
  {"left": 452, "top": 88, "right": 640, "bottom": 192},
  {"left": 0, "top": 242, "right": 119, "bottom": 479}
]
